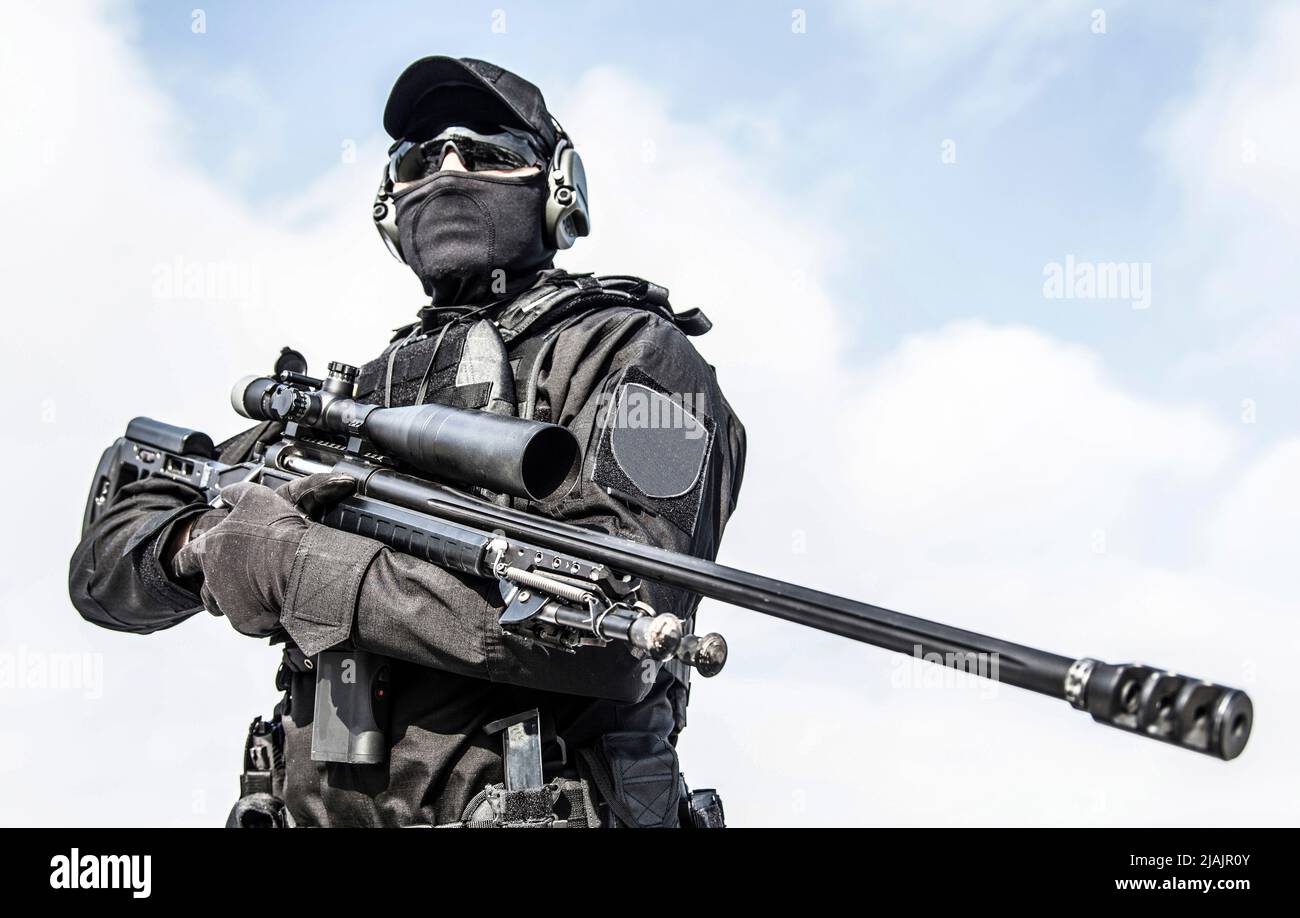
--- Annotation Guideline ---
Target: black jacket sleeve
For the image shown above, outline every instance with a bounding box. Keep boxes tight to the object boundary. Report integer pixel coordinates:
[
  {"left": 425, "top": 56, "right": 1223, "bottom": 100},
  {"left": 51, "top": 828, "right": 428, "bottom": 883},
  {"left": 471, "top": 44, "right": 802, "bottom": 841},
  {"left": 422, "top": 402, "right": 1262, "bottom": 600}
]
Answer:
[
  {"left": 277, "top": 308, "right": 746, "bottom": 704},
  {"left": 68, "top": 422, "right": 281, "bottom": 634},
  {"left": 68, "top": 475, "right": 210, "bottom": 633}
]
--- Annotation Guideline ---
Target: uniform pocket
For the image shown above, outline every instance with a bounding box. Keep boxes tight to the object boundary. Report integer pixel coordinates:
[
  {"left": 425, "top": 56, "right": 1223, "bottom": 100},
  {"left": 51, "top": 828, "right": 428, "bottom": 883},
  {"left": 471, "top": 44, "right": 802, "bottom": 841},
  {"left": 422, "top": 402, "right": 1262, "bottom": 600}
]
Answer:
[{"left": 583, "top": 731, "right": 681, "bottom": 828}]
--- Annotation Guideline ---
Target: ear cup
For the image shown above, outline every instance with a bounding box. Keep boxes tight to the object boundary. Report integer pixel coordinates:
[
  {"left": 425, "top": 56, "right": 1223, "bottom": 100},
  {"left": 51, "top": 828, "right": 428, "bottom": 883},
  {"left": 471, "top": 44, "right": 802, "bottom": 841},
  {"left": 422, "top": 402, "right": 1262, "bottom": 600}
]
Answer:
[
  {"left": 373, "top": 164, "right": 405, "bottom": 262},
  {"left": 545, "top": 143, "right": 590, "bottom": 249}
]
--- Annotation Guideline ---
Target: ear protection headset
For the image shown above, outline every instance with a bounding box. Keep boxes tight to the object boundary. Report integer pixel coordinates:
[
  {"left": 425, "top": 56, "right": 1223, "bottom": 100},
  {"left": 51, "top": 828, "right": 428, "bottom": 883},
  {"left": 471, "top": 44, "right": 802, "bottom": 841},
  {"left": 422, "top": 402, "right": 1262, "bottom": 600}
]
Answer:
[
  {"left": 544, "top": 131, "right": 590, "bottom": 250},
  {"left": 373, "top": 119, "right": 590, "bottom": 262}
]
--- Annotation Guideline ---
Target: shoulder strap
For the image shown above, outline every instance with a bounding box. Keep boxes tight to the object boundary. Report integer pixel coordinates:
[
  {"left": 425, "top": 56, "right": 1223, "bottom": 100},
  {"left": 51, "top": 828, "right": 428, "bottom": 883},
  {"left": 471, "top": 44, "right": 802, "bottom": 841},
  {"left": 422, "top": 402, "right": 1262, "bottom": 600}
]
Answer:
[
  {"left": 503, "top": 274, "right": 713, "bottom": 422},
  {"left": 589, "top": 275, "right": 713, "bottom": 336},
  {"left": 514, "top": 306, "right": 607, "bottom": 421},
  {"left": 496, "top": 272, "right": 713, "bottom": 345}
]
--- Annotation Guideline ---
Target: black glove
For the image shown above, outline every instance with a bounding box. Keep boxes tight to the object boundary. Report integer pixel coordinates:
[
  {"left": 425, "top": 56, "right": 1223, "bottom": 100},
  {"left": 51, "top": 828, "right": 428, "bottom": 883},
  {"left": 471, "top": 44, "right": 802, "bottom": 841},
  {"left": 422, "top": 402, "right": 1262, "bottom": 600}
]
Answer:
[{"left": 173, "top": 473, "right": 356, "bottom": 637}]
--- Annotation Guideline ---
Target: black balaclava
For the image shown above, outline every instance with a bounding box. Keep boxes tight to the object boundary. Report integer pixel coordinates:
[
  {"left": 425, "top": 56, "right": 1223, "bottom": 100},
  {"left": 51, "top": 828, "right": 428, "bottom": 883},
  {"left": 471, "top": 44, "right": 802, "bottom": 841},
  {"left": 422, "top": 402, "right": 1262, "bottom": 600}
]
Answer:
[{"left": 393, "top": 166, "right": 555, "bottom": 305}]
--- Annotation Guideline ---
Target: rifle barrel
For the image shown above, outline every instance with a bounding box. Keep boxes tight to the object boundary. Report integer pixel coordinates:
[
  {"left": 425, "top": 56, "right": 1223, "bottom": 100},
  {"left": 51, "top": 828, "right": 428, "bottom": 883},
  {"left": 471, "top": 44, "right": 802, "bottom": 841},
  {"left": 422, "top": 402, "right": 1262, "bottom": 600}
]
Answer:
[{"left": 357, "top": 466, "right": 1252, "bottom": 761}]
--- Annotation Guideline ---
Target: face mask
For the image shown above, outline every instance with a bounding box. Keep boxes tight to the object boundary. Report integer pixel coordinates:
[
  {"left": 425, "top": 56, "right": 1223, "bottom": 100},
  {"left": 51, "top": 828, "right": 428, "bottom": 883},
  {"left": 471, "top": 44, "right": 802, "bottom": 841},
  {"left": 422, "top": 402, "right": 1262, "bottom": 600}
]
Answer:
[{"left": 393, "top": 170, "right": 553, "bottom": 297}]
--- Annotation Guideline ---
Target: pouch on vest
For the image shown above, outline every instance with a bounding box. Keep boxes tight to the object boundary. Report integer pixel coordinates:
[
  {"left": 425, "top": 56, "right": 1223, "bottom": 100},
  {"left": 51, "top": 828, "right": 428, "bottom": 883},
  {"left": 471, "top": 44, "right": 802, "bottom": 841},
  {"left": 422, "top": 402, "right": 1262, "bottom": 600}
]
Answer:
[{"left": 579, "top": 731, "right": 682, "bottom": 828}]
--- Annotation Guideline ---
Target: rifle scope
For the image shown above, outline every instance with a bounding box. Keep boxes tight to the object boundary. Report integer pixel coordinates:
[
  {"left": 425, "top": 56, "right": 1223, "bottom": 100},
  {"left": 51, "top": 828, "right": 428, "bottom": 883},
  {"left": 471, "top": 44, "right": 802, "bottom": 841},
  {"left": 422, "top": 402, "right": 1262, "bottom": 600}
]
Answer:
[{"left": 231, "top": 365, "right": 580, "bottom": 502}]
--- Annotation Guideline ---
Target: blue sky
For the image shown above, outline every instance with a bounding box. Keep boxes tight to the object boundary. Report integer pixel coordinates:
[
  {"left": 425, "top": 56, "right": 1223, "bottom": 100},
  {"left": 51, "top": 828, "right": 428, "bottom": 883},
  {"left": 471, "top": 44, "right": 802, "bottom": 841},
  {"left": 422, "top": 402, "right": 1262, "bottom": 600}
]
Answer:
[{"left": 123, "top": 1, "right": 1290, "bottom": 442}]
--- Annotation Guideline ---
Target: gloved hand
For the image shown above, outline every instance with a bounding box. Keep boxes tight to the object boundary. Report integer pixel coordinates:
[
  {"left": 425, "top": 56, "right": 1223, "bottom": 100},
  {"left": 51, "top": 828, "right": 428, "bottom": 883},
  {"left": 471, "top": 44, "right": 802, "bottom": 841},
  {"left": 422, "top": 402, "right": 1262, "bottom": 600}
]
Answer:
[{"left": 172, "top": 473, "right": 356, "bottom": 637}]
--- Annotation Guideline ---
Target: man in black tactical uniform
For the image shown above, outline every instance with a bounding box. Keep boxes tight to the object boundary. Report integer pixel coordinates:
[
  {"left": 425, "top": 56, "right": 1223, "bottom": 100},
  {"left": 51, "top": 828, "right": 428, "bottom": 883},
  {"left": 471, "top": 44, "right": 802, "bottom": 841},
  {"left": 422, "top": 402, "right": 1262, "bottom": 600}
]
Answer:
[{"left": 68, "top": 57, "right": 745, "bottom": 827}]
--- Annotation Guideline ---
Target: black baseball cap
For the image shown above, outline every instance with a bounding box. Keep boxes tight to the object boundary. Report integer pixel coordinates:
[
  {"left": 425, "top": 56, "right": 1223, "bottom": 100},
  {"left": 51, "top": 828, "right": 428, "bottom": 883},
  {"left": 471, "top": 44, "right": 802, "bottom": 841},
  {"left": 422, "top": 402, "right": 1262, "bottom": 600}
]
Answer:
[{"left": 384, "top": 56, "right": 559, "bottom": 150}]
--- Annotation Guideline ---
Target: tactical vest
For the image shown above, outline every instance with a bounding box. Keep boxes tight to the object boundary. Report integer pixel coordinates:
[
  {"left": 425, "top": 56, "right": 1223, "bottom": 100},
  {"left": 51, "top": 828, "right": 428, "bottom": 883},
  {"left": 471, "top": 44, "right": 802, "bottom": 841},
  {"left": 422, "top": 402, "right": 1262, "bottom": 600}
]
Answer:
[
  {"left": 351, "top": 272, "right": 714, "bottom": 695},
  {"left": 353, "top": 272, "right": 712, "bottom": 421}
]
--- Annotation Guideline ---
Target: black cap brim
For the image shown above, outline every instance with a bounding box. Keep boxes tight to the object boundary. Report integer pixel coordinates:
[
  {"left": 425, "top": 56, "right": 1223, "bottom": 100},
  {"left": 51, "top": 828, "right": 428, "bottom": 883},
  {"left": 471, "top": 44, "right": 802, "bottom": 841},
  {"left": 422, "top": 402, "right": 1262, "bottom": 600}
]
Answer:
[{"left": 383, "top": 56, "right": 556, "bottom": 148}]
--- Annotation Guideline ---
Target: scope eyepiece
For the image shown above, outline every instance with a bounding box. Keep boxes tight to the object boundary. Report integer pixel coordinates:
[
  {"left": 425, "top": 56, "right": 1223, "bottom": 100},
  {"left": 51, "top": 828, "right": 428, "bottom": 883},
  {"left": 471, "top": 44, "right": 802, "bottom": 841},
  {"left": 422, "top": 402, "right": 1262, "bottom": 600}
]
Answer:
[{"left": 231, "top": 375, "right": 280, "bottom": 421}]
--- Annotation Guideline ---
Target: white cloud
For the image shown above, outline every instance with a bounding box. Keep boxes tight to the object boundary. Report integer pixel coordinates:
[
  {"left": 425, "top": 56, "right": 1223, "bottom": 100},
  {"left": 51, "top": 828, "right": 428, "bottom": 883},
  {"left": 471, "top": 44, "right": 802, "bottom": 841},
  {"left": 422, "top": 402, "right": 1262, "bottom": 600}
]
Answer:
[
  {"left": 1205, "top": 437, "right": 1300, "bottom": 593},
  {"left": 1153, "top": 1, "right": 1300, "bottom": 375},
  {"left": 833, "top": 0, "right": 1111, "bottom": 129},
  {"left": 0, "top": 1, "right": 1294, "bottom": 827},
  {"left": 846, "top": 322, "right": 1233, "bottom": 550}
]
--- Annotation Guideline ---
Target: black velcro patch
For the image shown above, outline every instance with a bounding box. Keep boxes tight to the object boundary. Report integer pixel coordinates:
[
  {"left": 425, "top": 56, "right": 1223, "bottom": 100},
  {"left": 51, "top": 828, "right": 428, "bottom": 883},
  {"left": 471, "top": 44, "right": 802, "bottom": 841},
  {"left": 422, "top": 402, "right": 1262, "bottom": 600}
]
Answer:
[
  {"left": 354, "top": 324, "right": 493, "bottom": 410},
  {"left": 592, "top": 367, "right": 714, "bottom": 536}
]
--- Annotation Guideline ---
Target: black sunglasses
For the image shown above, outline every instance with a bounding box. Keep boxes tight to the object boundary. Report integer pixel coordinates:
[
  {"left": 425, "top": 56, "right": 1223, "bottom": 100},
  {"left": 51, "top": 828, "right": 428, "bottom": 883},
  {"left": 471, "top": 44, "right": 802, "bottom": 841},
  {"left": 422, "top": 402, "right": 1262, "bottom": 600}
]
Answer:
[{"left": 388, "top": 124, "right": 544, "bottom": 183}]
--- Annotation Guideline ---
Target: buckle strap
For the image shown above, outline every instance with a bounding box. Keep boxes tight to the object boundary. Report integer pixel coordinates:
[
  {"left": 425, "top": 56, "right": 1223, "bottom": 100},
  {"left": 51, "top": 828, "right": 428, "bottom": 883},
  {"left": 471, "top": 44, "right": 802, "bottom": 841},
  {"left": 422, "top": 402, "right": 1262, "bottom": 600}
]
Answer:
[{"left": 497, "top": 272, "right": 712, "bottom": 344}]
